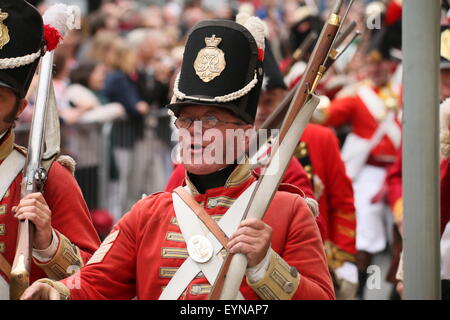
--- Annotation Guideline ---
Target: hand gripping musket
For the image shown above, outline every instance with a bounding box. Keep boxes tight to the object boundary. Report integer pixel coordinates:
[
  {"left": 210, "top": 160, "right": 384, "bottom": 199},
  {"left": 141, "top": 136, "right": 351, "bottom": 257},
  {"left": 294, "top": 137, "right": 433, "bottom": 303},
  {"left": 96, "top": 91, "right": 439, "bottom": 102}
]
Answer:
[
  {"left": 9, "top": 4, "right": 80, "bottom": 300},
  {"left": 209, "top": 0, "right": 346, "bottom": 300}
]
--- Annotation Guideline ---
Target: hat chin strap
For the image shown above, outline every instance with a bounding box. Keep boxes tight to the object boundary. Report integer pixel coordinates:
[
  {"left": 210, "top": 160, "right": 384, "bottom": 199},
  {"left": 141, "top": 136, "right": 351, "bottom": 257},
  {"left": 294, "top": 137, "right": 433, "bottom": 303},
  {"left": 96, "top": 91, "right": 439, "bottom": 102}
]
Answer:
[
  {"left": 0, "top": 49, "right": 41, "bottom": 70},
  {"left": 173, "top": 70, "right": 258, "bottom": 103}
]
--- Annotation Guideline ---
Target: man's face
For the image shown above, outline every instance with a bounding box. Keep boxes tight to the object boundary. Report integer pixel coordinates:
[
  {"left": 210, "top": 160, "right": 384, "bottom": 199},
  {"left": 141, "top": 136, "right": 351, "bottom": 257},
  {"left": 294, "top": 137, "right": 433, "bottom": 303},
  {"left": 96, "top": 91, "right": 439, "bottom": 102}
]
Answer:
[
  {"left": 440, "top": 69, "right": 450, "bottom": 101},
  {"left": 255, "top": 88, "right": 286, "bottom": 129},
  {"left": 0, "top": 87, "right": 27, "bottom": 135},
  {"left": 177, "top": 105, "right": 252, "bottom": 175},
  {"left": 366, "top": 58, "right": 393, "bottom": 88}
]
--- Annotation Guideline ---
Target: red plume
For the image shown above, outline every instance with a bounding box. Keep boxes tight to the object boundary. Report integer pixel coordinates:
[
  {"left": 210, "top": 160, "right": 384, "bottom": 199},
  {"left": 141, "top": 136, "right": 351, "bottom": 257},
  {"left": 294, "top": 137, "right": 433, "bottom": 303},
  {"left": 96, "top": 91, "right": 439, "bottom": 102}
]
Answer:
[
  {"left": 258, "top": 48, "right": 265, "bottom": 61},
  {"left": 43, "top": 24, "right": 63, "bottom": 51},
  {"left": 385, "top": 0, "right": 402, "bottom": 26}
]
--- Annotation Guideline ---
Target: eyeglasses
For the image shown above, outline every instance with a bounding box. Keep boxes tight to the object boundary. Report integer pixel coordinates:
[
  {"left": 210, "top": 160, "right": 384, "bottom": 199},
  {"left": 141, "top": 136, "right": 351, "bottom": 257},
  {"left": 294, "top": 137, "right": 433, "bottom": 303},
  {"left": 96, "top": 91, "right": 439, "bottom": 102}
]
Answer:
[{"left": 174, "top": 115, "right": 245, "bottom": 129}]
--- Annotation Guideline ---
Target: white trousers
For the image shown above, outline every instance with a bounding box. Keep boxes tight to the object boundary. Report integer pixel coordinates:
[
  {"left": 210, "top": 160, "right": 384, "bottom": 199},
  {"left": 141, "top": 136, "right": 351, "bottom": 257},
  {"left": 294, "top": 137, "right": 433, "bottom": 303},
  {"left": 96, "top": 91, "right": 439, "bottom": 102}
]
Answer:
[
  {"left": 353, "top": 165, "right": 393, "bottom": 253},
  {"left": 441, "top": 222, "right": 450, "bottom": 280}
]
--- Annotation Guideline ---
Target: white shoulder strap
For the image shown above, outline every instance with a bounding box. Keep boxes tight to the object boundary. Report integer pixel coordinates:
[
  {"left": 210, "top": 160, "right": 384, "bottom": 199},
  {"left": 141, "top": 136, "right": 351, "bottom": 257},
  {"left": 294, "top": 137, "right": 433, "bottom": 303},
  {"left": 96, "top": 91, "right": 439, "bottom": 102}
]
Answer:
[
  {"left": 0, "top": 150, "right": 26, "bottom": 201},
  {"left": 357, "top": 85, "right": 402, "bottom": 149},
  {"left": 159, "top": 182, "right": 256, "bottom": 300},
  {"left": 357, "top": 85, "right": 386, "bottom": 121}
]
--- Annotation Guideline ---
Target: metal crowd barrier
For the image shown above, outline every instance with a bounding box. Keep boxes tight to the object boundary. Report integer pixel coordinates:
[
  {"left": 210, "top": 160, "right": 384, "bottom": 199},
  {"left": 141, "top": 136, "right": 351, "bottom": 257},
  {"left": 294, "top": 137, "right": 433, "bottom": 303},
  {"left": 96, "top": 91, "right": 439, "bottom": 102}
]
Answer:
[{"left": 14, "top": 110, "right": 173, "bottom": 222}]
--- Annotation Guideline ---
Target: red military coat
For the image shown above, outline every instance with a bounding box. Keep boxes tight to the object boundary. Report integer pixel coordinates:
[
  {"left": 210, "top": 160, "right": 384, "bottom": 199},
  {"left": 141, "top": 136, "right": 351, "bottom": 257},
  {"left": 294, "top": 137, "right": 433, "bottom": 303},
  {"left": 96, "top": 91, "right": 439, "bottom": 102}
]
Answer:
[
  {"left": 322, "top": 83, "right": 401, "bottom": 163},
  {"left": 0, "top": 134, "right": 100, "bottom": 285},
  {"left": 299, "top": 124, "right": 356, "bottom": 255},
  {"left": 165, "top": 157, "right": 315, "bottom": 199},
  {"left": 62, "top": 165, "right": 335, "bottom": 300},
  {"left": 386, "top": 151, "right": 450, "bottom": 235}
]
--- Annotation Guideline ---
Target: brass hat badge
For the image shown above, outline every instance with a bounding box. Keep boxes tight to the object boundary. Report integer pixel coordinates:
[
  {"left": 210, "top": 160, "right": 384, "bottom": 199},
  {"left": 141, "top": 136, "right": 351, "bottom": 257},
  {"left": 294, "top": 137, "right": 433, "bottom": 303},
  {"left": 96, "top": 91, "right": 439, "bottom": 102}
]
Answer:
[
  {"left": 193, "top": 35, "right": 226, "bottom": 82},
  {"left": 0, "top": 10, "right": 10, "bottom": 50}
]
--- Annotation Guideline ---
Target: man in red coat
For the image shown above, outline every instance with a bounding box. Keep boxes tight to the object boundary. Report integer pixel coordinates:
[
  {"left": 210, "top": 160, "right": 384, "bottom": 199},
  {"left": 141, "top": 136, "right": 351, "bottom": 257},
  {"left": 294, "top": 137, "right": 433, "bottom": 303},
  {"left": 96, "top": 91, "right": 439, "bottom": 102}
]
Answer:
[
  {"left": 0, "top": 1, "right": 100, "bottom": 299},
  {"left": 387, "top": 65, "right": 450, "bottom": 299},
  {"left": 22, "top": 16, "right": 334, "bottom": 300},
  {"left": 312, "top": 22, "right": 402, "bottom": 297},
  {"left": 254, "top": 34, "right": 357, "bottom": 298},
  {"left": 297, "top": 124, "right": 357, "bottom": 298}
]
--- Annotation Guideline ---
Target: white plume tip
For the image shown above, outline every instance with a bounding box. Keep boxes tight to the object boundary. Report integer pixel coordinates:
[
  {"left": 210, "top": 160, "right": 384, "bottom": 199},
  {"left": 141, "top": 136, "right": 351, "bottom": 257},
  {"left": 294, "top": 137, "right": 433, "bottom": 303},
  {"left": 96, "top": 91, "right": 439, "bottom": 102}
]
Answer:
[{"left": 43, "top": 3, "right": 81, "bottom": 37}]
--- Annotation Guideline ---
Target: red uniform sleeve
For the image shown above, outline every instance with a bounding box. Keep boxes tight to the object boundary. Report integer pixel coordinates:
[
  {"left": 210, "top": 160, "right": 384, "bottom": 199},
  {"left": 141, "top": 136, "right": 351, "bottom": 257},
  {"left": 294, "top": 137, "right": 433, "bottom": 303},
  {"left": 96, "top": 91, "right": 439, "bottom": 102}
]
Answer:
[
  {"left": 286, "top": 196, "right": 335, "bottom": 299},
  {"left": 63, "top": 205, "right": 139, "bottom": 300},
  {"left": 323, "top": 96, "right": 358, "bottom": 128},
  {"left": 165, "top": 164, "right": 186, "bottom": 192},
  {"left": 386, "top": 150, "right": 403, "bottom": 209},
  {"left": 323, "top": 132, "right": 356, "bottom": 255},
  {"left": 43, "top": 161, "right": 100, "bottom": 263},
  {"left": 282, "top": 157, "right": 315, "bottom": 199},
  {"left": 441, "top": 158, "right": 450, "bottom": 234}
]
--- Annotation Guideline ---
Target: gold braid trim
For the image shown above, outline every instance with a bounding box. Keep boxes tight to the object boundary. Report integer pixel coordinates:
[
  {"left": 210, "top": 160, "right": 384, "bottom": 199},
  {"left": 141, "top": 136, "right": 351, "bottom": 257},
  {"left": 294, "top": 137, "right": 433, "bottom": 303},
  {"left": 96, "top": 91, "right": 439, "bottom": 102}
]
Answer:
[
  {"left": 0, "top": 130, "right": 14, "bottom": 161},
  {"left": 37, "top": 278, "right": 70, "bottom": 300},
  {"left": 247, "top": 251, "right": 300, "bottom": 300},
  {"left": 324, "top": 241, "right": 356, "bottom": 270},
  {"left": 34, "top": 230, "right": 84, "bottom": 280},
  {"left": 393, "top": 198, "right": 403, "bottom": 224}
]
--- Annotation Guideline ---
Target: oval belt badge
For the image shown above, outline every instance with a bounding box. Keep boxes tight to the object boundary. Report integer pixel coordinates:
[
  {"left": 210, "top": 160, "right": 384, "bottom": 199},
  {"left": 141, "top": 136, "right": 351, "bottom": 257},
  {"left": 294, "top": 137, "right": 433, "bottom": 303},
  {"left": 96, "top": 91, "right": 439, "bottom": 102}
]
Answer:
[
  {"left": 0, "top": 10, "right": 10, "bottom": 50},
  {"left": 193, "top": 35, "right": 226, "bottom": 83},
  {"left": 187, "top": 234, "right": 214, "bottom": 263}
]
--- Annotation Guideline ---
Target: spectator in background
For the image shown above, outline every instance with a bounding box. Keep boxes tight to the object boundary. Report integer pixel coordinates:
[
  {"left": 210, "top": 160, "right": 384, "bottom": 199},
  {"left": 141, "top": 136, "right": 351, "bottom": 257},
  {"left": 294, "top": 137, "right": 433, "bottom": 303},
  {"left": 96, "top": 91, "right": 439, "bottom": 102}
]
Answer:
[
  {"left": 86, "top": 30, "right": 120, "bottom": 68},
  {"left": 127, "top": 29, "right": 174, "bottom": 198},
  {"left": 65, "top": 60, "right": 124, "bottom": 211},
  {"left": 77, "top": 10, "right": 120, "bottom": 62},
  {"left": 102, "top": 38, "right": 149, "bottom": 219}
]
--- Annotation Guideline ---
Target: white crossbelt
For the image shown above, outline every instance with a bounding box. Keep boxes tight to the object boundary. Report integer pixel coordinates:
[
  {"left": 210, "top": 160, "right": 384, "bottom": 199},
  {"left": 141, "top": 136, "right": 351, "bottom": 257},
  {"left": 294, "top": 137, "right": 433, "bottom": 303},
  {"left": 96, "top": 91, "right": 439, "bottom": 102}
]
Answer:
[
  {"left": 0, "top": 150, "right": 25, "bottom": 201},
  {"left": 0, "top": 149, "right": 25, "bottom": 300},
  {"left": 357, "top": 85, "right": 402, "bottom": 149},
  {"left": 159, "top": 181, "right": 257, "bottom": 300}
]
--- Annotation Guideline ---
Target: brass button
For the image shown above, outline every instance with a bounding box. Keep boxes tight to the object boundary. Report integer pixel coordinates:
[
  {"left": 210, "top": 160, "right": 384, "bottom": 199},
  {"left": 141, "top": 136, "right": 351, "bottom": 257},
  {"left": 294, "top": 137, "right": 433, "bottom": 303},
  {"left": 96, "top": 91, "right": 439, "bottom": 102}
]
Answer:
[
  {"left": 0, "top": 242, "right": 5, "bottom": 253},
  {"left": 283, "top": 282, "right": 294, "bottom": 294},
  {"left": 290, "top": 266, "right": 298, "bottom": 278},
  {"left": 208, "top": 199, "right": 218, "bottom": 208},
  {"left": 0, "top": 224, "right": 4, "bottom": 235}
]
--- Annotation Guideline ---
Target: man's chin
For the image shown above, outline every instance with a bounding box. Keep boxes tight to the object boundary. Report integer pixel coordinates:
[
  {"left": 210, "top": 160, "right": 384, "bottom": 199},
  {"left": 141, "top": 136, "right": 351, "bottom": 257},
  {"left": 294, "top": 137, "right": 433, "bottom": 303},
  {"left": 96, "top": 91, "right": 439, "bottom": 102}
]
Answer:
[{"left": 184, "top": 163, "right": 227, "bottom": 175}]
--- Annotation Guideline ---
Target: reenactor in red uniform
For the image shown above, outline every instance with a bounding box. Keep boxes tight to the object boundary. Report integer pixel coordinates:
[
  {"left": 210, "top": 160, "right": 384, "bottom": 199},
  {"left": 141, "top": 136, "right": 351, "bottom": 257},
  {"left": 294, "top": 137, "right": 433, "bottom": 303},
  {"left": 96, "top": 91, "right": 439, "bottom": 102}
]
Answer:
[
  {"left": 312, "top": 9, "right": 402, "bottom": 297},
  {"left": 297, "top": 124, "right": 357, "bottom": 299},
  {"left": 22, "top": 16, "right": 334, "bottom": 300},
  {"left": 386, "top": 28, "right": 450, "bottom": 298},
  {"left": 0, "top": 1, "right": 100, "bottom": 299},
  {"left": 255, "top": 34, "right": 357, "bottom": 299}
]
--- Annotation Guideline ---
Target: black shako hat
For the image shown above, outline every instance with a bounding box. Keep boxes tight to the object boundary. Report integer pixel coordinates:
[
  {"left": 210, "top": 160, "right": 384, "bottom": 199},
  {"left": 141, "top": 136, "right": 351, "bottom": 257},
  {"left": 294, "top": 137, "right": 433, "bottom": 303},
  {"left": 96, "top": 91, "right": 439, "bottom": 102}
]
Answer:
[
  {"left": 0, "top": 0, "right": 44, "bottom": 98},
  {"left": 167, "top": 17, "right": 266, "bottom": 124},
  {"left": 366, "top": 1, "right": 402, "bottom": 62},
  {"left": 262, "top": 38, "right": 286, "bottom": 91}
]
